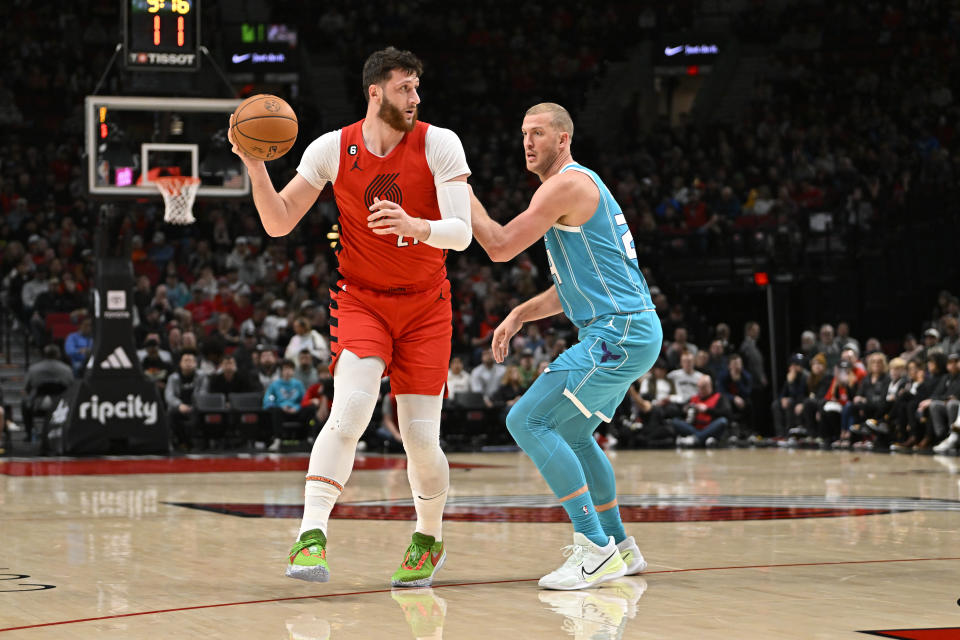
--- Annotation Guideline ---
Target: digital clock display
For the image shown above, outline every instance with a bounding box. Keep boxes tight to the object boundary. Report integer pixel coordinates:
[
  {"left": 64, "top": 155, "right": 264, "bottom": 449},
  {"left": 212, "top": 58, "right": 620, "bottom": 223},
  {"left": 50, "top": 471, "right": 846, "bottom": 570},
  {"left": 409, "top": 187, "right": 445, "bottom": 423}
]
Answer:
[{"left": 124, "top": 0, "right": 201, "bottom": 70}]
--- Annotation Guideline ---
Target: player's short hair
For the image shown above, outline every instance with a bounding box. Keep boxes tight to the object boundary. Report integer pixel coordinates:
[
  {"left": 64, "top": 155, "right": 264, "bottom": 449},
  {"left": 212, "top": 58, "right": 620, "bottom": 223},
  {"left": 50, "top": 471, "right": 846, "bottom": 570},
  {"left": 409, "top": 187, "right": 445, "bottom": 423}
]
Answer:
[
  {"left": 362, "top": 46, "right": 423, "bottom": 101},
  {"left": 524, "top": 103, "right": 574, "bottom": 139}
]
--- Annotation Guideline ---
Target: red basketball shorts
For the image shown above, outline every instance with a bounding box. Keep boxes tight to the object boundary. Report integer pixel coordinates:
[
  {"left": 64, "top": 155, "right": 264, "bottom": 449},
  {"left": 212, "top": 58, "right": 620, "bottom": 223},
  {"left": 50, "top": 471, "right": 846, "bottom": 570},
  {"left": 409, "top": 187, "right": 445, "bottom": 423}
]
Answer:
[{"left": 328, "top": 279, "right": 452, "bottom": 396}]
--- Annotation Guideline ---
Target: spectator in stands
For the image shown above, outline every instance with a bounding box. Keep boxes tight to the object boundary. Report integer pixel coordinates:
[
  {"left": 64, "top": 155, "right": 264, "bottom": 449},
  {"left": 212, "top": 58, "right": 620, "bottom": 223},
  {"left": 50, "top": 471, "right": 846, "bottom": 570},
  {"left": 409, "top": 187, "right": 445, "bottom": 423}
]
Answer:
[
  {"left": 240, "top": 303, "right": 268, "bottom": 339},
  {"left": 446, "top": 356, "right": 471, "bottom": 402},
  {"left": 938, "top": 316, "right": 960, "bottom": 354},
  {"left": 233, "top": 326, "right": 258, "bottom": 375},
  {"left": 891, "top": 359, "right": 926, "bottom": 451},
  {"left": 718, "top": 353, "right": 753, "bottom": 439},
  {"left": 665, "top": 326, "right": 698, "bottom": 370},
  {"left": 204, "top": 354, "right": 260, "bottom": 396},
  {"left": 836, "top": 321, "right": 860, "bottom": 354},
  {"left": 293, "top": 349, "right": 319, "bottom": 389},
  {"left": 917, "top": 352, "right": 960, "bottom": 451},
  {"left": 63, "top": 316, "right": 93, "bottom": 375},
  {"left": 797, "top": 353, "right": 833, "bottom": 442},
  {"left": 20, "top": 264, "right": 49, "bottom": 319},
  {"left": 693, "top": 350, "right": 712, "bottom": 377},
  {"left": 847, "top": 352, "right": 891, "bottom": 448},
  {"left": 840, "top": 347, "right": 867, "bottom": 383},
  {"left": 825, "top": 361, "right": 858, "bottom": 447},
  {"left": 283, "top": 316, "right": 328, "bottom": 364},
  {"left": 165, "top": 349, "right": 204, "bottom": 450},
  {"left": 740, "top": 321, "right": 768, "bottom": 388},
  {"left": 209, "top": 313, "right": 240, "bottom": 350},
  {"left": 900, "top": 333, "right": 923, "bottom": 362},
  {"left": 262, "top": 359, "right": 306, "bottom": 452},
  {"left": 705, "top": 340, "right": 728, "bottom": 382},
  {"left": 668, "top": 350, "right": 703, "bottom": 406},
  {"left": 799, "top": 330, "right": 817, "bottom": 363},
  {"left": 139, "top": 336, "right": 172, "bottom": 389},
  {"left": 672, "top": 376, "right": 730, "bottom": 447},
  {"left": 257, "top": 347, "right": 279, "bottom": 389},
  {"left": 263, "top": 299, "right": 289, "bottom": 345},
  {"left": 772, "top": 353, "right": 809, "bottom": 440},
  {"left": 714, "top": 322, "right": 733, "bottom": 354},
  {"left": 816, "top": 324, "right": 841, "bottom": 368},
  {"left": 493, "top": 365, "right": 526, "bottom": 411},
  {"left": 920, "top": 328, "right": 941, "bottom": 361},
  {"left": 517, "top": 349, "right": 538, "bottom": 388},
  {"left": 471, "top": 348, "right": 505, "bottom": 404},
  {"left": 301, "top": 361, "right": 331, "bottom": 437},
  {"left": 625, "top": 358, "right": 676, "bottom": 445},
  {"left": 22, "top": 344, "right": 73, "bottom": 441}
]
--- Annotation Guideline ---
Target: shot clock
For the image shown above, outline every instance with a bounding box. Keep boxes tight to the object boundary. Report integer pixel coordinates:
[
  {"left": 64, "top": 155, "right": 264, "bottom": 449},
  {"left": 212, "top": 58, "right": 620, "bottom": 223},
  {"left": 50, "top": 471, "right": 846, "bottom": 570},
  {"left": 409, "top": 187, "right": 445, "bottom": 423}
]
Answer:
[{"left": 123, "top": 0, "right": 201, "bottom": 70}]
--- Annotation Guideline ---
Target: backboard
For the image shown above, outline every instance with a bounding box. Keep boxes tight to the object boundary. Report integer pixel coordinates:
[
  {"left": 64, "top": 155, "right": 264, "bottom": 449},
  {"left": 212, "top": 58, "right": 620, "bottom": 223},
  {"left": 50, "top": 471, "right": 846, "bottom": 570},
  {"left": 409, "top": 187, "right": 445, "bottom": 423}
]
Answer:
[{"left": 85, "top": 95, "right": 250, "bottom": 197}]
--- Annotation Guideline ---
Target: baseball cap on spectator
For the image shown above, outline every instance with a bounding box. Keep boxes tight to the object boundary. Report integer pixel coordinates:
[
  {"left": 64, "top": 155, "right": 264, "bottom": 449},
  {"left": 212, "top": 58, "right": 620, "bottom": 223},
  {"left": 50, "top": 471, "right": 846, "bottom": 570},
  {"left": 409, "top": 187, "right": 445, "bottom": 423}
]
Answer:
[
  {"left": 790, "top": 353, "right": 805, "bottom": 366},
  {"left": 520, "top": 348, "right": 534, "bottom": 357},
  {"left": 948, "top": 353, "right": 960, "bottom": 362},
  {"left": 924, "top": 328, "right": 940, "bottom": 340},
  {"left": 271, "top": 299, "right": 287, "bottom": 311},
  {"left": 300, "top": 300, "right": 316, "bottom": 311},
  {"left": 28, "top": 234, "right": 41, "bottom": 244},
  {"left": 235, "top": 236, "right": 248, "bottom": 246}
]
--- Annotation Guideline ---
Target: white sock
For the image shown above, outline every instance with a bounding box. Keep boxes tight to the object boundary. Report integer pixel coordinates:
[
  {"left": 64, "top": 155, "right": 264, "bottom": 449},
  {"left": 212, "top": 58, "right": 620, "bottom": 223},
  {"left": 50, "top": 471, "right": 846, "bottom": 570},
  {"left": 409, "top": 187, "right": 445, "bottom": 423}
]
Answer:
[
  {"left": 298, "top": 350, "right": 383, "bottom": 539},
  {"left": 397, "top": 394, "right": 449, "bottom": 540},
  {"left": 300, "top": 479, "right": 341, "bottom": 537}
]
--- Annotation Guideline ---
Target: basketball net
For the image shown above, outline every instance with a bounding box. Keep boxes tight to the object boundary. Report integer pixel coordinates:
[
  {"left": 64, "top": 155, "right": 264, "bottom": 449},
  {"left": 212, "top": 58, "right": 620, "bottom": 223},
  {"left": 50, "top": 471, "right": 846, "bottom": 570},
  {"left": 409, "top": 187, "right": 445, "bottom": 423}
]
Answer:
[{"left": 155, "top": 176, "right": 201, "bottom": 225}]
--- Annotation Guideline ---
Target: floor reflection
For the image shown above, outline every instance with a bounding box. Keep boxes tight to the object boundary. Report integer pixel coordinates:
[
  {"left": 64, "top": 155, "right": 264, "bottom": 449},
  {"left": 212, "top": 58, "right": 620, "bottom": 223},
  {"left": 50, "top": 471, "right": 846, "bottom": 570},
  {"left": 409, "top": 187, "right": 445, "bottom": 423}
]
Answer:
[
  {"left": 539, "top": 578, "right": 647, "bottom": 640},
  {"left": 391, "top": 587, "right": 447, "bottom": 640},
  {"left": 285, "top": 613, "right": 331, "bottom": 640}
]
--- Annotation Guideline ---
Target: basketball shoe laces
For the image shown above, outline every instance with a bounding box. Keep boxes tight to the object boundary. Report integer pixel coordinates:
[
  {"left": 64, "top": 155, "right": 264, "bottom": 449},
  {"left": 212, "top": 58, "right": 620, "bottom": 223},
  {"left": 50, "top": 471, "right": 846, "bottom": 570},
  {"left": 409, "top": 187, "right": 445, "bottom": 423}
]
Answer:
[
  {"left": 289, "top": 537, "right": 324, "bottom": 560},
  {"left": 559, "top": 542, "right": 589, "bottom": 569},
  {"left": 402, "top": 540, "right": 432, "bottom": 570}
]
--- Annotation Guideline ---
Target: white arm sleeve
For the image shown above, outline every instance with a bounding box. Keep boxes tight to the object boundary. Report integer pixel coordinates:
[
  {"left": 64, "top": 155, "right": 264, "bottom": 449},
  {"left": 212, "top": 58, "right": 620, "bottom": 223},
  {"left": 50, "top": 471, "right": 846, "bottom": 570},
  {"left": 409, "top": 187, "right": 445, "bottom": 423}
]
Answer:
[
  {"left": 425, "top": 181, "right": 471, "bottom": 250},
  {"left": 423, "top": 126, "right": 472, "bottom": 251},
  {"left": 296, "top": 130, "right": 341, "bottom": 190}
]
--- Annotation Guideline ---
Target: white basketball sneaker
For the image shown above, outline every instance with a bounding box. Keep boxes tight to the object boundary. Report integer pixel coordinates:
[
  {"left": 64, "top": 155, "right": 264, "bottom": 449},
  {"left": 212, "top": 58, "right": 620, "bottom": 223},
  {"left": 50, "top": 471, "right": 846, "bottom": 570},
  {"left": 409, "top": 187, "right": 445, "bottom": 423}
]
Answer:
[
  {"left": 615, "top": 536, "right": 648, "bottom": 575},
  {"left": 538, "top": 533, "right": 627, "bottom": 590},
  {"left": 933, "top": 431, "right": 959, "bottom": 453}
]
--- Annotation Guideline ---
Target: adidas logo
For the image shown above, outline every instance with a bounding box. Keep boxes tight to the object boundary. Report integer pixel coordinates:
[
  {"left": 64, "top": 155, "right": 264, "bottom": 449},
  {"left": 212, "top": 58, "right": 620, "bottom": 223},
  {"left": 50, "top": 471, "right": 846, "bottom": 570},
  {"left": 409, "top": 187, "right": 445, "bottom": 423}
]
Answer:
[{"left": 100, "top": 346, "right": 134, "bottom": 369}]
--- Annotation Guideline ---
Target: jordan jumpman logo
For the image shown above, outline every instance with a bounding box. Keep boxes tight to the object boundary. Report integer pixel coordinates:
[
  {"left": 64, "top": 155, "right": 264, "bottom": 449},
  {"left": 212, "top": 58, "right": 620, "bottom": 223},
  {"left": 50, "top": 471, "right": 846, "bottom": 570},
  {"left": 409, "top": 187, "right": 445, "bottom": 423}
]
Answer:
[{"left": 600, "top": 342, "right": 621, "bottom": 363}]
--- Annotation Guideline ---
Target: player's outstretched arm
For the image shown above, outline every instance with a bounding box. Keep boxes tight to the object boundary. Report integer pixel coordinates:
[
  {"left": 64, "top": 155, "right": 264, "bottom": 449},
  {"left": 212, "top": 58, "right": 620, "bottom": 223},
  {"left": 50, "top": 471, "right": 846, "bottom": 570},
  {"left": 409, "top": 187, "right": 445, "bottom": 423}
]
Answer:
[
  {"left": 469, "top": 174, "right": 590, "bottom": 262},
  {"left": 491, "top": 286, "right": 563, "bottom": 363},
  {"left": 228, "top": 116, "right": 320, "bottom": 237}
]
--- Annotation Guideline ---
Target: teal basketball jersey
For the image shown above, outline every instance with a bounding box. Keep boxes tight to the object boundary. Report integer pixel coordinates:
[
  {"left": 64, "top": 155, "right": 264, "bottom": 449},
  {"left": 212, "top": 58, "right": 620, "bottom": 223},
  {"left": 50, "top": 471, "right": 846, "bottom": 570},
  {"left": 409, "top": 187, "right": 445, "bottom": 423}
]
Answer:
[{"left": 543, "top": 163, "right": 654, "bottom": 328}]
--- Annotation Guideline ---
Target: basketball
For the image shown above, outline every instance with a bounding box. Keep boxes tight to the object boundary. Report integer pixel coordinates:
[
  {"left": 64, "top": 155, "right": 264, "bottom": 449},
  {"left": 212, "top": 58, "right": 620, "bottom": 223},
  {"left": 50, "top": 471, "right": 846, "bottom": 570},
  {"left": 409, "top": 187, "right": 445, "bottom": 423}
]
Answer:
[{"left": 231, "top": 94, "right": 298, "bottom": 161}]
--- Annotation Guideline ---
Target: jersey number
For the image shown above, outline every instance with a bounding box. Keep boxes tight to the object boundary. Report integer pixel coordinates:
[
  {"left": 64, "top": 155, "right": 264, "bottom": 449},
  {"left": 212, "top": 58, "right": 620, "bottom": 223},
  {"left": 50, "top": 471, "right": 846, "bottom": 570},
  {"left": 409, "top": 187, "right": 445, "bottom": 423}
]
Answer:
[
  {"left": 614, "top": 214, "right": 637, "bottom": 260},
  {"left": 546, "top": 248, "right": 562, "bottom": 284},
  {"left": 397, "top": 236, "right": 419, "bottom": 247}
]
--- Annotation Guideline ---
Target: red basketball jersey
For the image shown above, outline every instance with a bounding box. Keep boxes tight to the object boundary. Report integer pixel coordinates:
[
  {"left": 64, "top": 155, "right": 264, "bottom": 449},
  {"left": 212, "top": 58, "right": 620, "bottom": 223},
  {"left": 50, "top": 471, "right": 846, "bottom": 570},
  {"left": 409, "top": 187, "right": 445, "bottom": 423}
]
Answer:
[{"left": 333, "top": 120, "right": 446, "bottom": 292}]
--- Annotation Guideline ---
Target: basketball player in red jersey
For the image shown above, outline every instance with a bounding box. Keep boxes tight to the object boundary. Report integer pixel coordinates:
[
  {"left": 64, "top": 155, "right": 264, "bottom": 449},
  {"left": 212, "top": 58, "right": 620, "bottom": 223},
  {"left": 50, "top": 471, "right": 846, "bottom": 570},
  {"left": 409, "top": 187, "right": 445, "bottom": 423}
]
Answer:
[{"left": 228, "top": 47, "right": 471, "bottom": 587}]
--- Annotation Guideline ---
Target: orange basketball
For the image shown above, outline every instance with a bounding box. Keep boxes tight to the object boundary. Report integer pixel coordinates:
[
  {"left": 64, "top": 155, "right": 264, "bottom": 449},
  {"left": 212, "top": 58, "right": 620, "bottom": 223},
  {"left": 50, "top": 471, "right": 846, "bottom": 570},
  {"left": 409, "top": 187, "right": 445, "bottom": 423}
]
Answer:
[{"left": 231, "top": 94, "right": 298, "bottom": 161}]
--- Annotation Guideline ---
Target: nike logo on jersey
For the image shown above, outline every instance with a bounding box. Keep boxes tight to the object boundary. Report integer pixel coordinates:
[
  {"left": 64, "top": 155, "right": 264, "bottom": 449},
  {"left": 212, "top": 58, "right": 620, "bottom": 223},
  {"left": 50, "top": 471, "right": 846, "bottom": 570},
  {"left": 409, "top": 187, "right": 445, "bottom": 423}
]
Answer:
[
  {"left": 581, "top": 549, "right": 618, "bottom": 579},
  {"left": 600, "top": 342, "right": 621, "bottom": 363}
]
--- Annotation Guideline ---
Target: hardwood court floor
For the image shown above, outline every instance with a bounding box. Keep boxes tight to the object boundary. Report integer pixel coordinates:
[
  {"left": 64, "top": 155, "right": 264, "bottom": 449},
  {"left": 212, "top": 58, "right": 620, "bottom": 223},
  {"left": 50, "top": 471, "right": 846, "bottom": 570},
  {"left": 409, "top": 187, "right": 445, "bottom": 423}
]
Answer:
[{"left": 2, "top": 448, "right": 960, "bottom": 639}]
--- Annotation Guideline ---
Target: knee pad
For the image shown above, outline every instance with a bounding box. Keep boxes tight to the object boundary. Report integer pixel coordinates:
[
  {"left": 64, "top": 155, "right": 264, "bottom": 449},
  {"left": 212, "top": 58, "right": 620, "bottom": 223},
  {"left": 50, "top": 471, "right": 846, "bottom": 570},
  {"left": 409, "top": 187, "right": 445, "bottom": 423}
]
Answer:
[
  {"left": 327, "top": 390, "right": 377, "bottom": 441},
  {"left": 402, "top": 418, "right": 440, "bottom": 451}
]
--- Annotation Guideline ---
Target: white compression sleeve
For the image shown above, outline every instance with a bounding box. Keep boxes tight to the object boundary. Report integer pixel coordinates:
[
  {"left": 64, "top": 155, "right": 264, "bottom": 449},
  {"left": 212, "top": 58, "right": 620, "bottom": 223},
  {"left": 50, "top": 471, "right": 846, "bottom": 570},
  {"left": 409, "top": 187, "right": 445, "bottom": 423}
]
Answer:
[
  {"left": 396, "top": 393, "right": 449, "bottom": 540},
  {"left": 424, "top": 181, "right": 472, "bottom": 251},
  {"left": 300, "top": 350, "right": 384, "bottom": 537}
]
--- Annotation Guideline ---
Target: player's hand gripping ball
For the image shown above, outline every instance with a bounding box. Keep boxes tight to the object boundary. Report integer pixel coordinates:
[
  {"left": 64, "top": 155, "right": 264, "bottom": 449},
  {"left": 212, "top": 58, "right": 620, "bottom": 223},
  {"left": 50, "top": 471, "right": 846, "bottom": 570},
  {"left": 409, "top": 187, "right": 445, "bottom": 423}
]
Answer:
[{"left": 230, "top": 94, "right": 298, "bottom": 161}]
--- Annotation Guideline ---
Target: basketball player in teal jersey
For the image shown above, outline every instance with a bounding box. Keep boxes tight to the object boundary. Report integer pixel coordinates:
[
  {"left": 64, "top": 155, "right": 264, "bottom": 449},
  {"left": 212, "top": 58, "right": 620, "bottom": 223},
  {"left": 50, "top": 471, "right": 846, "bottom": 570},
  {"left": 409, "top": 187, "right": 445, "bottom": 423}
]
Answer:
[{"left": 469, "top": 103, "right": 662, "bottom": 590}]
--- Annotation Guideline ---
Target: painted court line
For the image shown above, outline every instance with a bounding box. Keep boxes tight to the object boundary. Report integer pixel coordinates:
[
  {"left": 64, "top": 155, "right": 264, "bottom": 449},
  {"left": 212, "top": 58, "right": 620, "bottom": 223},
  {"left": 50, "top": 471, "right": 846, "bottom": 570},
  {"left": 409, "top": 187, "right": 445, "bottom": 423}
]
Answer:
[{"left": 2, "top": 556, "right": 959, "bottom": 633}]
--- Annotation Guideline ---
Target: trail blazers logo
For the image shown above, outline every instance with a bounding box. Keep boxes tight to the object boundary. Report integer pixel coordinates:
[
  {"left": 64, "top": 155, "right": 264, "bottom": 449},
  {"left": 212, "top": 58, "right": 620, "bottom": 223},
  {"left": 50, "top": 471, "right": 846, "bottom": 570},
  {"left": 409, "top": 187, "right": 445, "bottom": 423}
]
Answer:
[{"left": 364, "top": 173, "right": 403, "bottom": 208}]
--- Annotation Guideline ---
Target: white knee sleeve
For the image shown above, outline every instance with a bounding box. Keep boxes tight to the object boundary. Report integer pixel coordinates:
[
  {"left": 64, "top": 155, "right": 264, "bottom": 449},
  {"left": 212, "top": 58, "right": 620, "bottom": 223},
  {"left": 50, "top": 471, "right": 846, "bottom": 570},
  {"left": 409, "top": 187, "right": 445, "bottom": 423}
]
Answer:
[
  {"left": 397, "top": 393, "right": 449, "bottom": 539},
  {"left": 307, "top": 350, "right": 384, "bottom": 483}
]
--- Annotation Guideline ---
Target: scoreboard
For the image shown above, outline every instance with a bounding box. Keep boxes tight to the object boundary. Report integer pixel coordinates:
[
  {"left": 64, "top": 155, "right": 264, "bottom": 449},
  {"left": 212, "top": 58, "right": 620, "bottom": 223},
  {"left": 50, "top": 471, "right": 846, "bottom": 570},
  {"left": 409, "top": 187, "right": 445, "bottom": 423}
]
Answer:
[{"left": 123, "top": 0, "right": 201, "bottom": 71}]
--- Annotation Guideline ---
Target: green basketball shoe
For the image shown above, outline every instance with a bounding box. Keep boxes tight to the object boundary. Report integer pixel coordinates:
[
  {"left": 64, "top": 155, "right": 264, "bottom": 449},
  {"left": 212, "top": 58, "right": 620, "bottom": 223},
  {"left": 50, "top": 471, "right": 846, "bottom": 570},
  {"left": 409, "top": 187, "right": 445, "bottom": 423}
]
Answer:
[
  {"left": 286, "top": 528, "right": 330, "bottom": 582},
  {"left": 390, "top": 532, "right": 446, "bottom": 588}
]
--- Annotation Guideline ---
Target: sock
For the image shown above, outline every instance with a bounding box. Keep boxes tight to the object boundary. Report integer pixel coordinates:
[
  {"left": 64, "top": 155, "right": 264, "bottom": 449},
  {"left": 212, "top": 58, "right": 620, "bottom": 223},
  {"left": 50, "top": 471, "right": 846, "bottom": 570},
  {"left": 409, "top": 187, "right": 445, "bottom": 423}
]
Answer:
[
  {"left": 300, "top": 477, "right": 341, "bottom": 538},
  {"left": 413, "top": 487, "right": 447, "bottom": 539},
  {"left": 561, "top": 491, "right": 609, "bottom": 548},
  {"left": 598, "top": 506, "right": 627, "bottom": 544}
]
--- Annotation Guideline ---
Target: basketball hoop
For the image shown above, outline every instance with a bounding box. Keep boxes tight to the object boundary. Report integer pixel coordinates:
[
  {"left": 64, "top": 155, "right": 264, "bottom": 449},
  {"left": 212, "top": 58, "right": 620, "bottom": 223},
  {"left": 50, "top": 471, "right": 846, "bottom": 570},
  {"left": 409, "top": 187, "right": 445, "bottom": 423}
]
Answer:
[{"left": 155, "top": 176, "right": 201, "bottom": 225}]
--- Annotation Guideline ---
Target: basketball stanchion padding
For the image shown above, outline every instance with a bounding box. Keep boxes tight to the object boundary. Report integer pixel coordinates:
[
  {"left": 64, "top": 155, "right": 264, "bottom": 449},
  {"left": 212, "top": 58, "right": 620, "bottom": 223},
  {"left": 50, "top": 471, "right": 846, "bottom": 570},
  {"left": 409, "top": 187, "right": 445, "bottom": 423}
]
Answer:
[{"left": 156, "top": 176, "right": 201, "bottom": 225}]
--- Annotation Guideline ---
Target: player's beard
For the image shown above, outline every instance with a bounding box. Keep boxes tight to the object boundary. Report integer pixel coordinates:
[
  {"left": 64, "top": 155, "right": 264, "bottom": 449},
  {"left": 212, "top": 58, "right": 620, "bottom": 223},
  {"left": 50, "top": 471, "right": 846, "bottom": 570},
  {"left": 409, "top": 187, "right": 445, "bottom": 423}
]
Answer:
[{"left": 378, "top": 97, "right": 417, "bottom": 133}]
